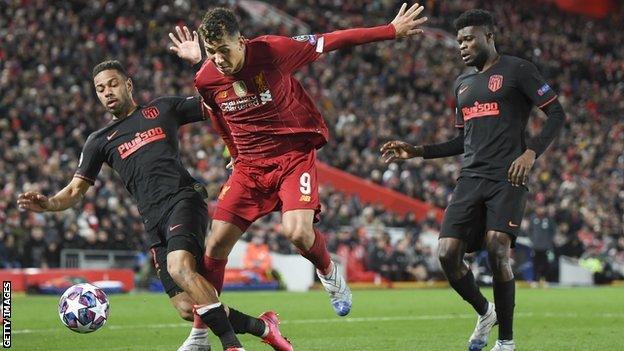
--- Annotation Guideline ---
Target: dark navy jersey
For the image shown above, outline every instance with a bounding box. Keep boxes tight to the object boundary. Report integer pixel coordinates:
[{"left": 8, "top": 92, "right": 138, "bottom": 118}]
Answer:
[
  {"left": 453, "top": 55, "right": 558, "bottom": 181},
  {"left": 75, "top": 96, "right": 206, "bottom": 229}
]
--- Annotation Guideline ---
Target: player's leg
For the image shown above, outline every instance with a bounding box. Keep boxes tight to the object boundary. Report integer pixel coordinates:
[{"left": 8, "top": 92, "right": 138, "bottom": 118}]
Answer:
[
  {"left": 483, "top": 180, "right": 527, "bottom": 351},
  {"left": 171, "top": 292, "right": 292, "bottom": 351},
  {"left": 279, "top": 149, "right": 352, "bottom": 316},
  {"left": 165, "top": 199, "right": 243, "bottom": 350},
  {"left": 484, "top": 231, "right": 515, "bottom": 351},
  {"left": 438, "top": 178, "right": 495, "bottom": 351},
  {"left": 150, "top": 245, "right": 211, "bottom": 351},
  {"left": 207, "top": 177, "right": 293, "bottom": 350},
  {"left": 167, "top": 247, "right": 242, "bottom": 350}
]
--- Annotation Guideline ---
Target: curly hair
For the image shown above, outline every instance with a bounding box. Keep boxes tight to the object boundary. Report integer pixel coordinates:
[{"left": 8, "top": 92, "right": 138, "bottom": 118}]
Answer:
[
  {"left": 198, "top": 7, "right": 240, "bottom": 43},
  {"left": 453, "top": 9, "right": 496, "bottom": 33},
  {"left": 92, "top": 60, "right": 129, "bottom": 79}
]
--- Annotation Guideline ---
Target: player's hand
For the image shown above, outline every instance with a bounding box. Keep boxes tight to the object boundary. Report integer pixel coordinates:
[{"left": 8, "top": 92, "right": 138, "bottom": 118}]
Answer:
[
  {"left": 391, "top": 3, "right": 428, "bottom": 39},
  {"left": 508, "top": 149, "right": 536, "bottom": 186},
  {"left": 169, "top": 25, "right": 202, "bottom": 65},
  {"left": 17, "top": 191, "right": 50, "bottom": 212},
  {"left": 380, "top": 141, "right": 423, "bottom": 163}
]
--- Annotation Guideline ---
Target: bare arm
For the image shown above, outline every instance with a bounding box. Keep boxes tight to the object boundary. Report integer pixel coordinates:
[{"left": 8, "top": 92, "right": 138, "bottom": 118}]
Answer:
[{"left": 17, "top": 177, "right": 91, "bottom": 212}]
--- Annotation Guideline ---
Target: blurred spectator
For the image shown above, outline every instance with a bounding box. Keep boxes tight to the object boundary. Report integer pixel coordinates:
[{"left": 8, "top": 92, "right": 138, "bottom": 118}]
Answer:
[
  {"left": 2, "top": 0, "right": 622, "bottom": 283},
  {"left": 528, "top": 206, "right": 557, "bottom": 282}
]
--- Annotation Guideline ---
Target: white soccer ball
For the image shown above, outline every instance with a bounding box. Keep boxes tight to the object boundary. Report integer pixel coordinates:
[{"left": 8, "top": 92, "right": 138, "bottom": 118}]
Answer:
[{"left": 58, "top": 283, "right": 110, "bottom": 333}]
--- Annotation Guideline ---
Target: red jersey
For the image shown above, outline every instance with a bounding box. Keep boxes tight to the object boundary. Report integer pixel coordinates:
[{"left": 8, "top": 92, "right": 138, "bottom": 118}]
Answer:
[{"left": 195, "top": 25, "right": 396, "bottom": 160}]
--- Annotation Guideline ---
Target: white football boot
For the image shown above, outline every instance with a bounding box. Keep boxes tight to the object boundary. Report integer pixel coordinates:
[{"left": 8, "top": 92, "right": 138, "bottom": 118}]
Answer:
[
  {"left": 317, "top": 261, "right": 352, "bottom": 316},
  {"left": 468, "top": 302, "right": 497, "bottom": 351},
  {"left": 490, "top": 339, "right": 515, "bottom": 351},
  {"left": 177, "top": 328, "right": 211, "bottom": 351}
]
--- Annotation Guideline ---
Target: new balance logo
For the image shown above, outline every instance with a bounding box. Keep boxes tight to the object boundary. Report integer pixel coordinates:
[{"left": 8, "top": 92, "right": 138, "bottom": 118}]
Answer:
[{"left": 299, "top": 195, "right": 311, "bottom": 202}]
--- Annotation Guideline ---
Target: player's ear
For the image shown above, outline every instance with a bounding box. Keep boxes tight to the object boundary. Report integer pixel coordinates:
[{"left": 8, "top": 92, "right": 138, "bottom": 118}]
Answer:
[{"left": 126, "top": 78, "right": 133, "bottom": 94}]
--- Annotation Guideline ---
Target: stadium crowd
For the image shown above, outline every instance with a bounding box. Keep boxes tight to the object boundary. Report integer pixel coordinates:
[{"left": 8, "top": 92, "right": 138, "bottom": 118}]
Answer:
[{"left": 1, "top": 0, "right": 622, "bottom": 282}]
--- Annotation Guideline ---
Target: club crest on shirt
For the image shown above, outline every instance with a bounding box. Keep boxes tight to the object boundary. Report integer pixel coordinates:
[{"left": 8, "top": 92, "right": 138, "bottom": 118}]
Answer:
[
  {"left": 253, "top": 72, "right": 273, "bottom": 104},
  {"left": 217, "top": 90, "right": 228, "bottom": 99},
  {"left": 488, "top": 75, "right": 503, "bottom": 92},
  {"left": 232, "top": 81, "right": 248, "bottom": 97},
  {"left": 141, "top": 106, "right": 160, "bottom": 119}
]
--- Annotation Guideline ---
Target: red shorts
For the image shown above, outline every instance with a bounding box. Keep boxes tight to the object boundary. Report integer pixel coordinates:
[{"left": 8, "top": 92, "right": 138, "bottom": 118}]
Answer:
[{"left": 213, "top": 148, "right": 321, "bottom": 231}]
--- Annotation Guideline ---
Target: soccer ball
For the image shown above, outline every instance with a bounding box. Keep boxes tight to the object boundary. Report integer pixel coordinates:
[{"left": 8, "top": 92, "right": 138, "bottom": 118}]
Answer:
[{"left": 58, "top": 283, "right": 110, "bottom": 333}]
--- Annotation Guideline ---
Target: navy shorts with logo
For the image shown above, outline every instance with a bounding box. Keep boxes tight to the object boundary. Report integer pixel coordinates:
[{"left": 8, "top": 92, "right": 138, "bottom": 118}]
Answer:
[
  {"left": 148, "top": 194, "right": 208, "bottom": 297},
  {"left": 440, "top": 176, "right": 528, "bottom": 253}
]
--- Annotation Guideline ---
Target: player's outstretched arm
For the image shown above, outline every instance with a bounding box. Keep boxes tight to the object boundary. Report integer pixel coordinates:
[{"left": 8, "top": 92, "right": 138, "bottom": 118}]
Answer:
[
  {"left": 380, "top": 131, "right": 464, "bottom": 163},
  {"left": 17, "top": 177, "right": 91, "bottom": 213},
  {"left": 319, "top": 2, "right": 427, "bottom": 53},
  {"left": 380, "top": 141, "right": 424, "bottom": 163},
  {"left": 169, "top": 25, "right": 202, "bottom": 65}
]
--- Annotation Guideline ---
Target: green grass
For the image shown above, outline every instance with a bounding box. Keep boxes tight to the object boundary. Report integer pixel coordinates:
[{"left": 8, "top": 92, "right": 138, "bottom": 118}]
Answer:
[{"left": 10, "top": 287, "right": 624, "bottom": 350}]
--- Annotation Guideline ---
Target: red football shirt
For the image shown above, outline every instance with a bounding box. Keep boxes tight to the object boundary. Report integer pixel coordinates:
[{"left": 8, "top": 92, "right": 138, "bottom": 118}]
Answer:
[{"left": 195, "top": 25, "right": 396, "bottom": 160}]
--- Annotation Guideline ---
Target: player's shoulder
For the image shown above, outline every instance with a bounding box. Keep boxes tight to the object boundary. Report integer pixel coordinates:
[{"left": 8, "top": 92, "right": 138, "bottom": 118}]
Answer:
[
  {"left": 453, "top": 70, "right": 476, "bottom": 90},
  {"left": 84, "top": 126, "right": 110, "bottom": 148},
  {"left": 500, "top": 55, "right": 536, "bottom": 71},
  {"left": 148, "top": 96, "right": 185, "bottom": 107},
  {"left": 195, "top": 60, "right": 226, "bottom": 87}
]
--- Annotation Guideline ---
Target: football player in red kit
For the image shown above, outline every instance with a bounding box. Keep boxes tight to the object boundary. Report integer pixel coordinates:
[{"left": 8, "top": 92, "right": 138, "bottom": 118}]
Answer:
[{"left": 169, "top": 3, "right": 427, "bottom": 318}]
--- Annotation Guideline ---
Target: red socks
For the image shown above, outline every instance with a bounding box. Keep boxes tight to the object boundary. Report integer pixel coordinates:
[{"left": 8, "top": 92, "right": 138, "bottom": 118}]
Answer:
[
  {"left": 193, "top": 256, "right": 228, "bottom": 329},
  {"left": 202, "top": 256, "right": 228, "bottom": 295},
  {"left": 300, "top": 229, "right": 332, "bottom": 275}
]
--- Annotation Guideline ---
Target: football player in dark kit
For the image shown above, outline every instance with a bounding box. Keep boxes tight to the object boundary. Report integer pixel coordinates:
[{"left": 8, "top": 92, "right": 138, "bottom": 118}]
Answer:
[
  {"left": 381, "top": 9, "right": 565, "bottom": 351},
  {"left": 17, "top": 60, "right": 291, "bottom": 351}
]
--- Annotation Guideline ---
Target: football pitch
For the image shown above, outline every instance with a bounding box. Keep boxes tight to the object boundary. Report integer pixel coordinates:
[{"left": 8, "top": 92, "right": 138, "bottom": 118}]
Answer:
[{"left": 11, "top": 287, "right": 624, "bottom": 350}]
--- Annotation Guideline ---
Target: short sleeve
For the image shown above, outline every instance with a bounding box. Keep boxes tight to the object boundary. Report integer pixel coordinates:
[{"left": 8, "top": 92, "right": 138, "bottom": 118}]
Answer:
[
  {"left": 516, "top": 60, "right": 558, "bottom": 109},
  {"left": 159, "top": 96, "right": 206, "bottom": 126},
  {"left": 268, "top": 35, "right": 322, "bottom": 73},
  {"left": 74, "top": 134, "right": 104, "bottom": 185}
]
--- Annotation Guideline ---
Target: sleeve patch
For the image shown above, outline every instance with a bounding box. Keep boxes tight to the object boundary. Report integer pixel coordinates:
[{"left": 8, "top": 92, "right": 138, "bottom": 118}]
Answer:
[
  {"left": 292, "top": 34, "right": 317, "bottom": 46},
  {"left": 537, "top": 83, "right": 551, "bottom": 96}
]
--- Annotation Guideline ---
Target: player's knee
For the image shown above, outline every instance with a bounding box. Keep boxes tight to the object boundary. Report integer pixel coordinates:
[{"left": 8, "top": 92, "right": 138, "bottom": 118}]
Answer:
[
  {"left": 284, "top": 224, "right": 312, "bottom": 248},
  {"left": 485, "top": 233, "right": 511, "bottom": 272},
  {"left": 205, "top": 236, "right": 225, "bottom": 257},
  {"left": 437, "top": 242, "right": 460, "bottom": 269},
  {"left": 167, "top": 257, "right": 193, "bottom": 283}
]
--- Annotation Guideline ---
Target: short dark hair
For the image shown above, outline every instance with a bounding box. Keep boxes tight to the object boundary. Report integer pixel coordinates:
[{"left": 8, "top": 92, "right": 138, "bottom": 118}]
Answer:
[
  {"left": 199, "top": 7, "right": 240, "bottom": 43},
  {"left": 454, "top": 9, "right": 495, "bottom": 33},
  {"left": 92, "top": 60, "right": 129, "bottom": 79}
]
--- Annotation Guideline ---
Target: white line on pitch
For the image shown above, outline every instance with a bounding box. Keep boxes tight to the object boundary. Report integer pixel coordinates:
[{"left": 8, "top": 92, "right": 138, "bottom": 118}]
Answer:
[{"left": 11, "top": 312, "right": 624, "bottom": 334}]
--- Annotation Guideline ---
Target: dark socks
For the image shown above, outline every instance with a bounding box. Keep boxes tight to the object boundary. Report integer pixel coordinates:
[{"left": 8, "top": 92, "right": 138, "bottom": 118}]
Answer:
[
  {"left": 448, "top": 270, "right": 489, "bottom": 315},
  {"left": 493, "top": 279, "right": 515, "bottom": 340},
  {"left": 228, "top": 308, "right": 267, "bottom": 337},
  {"left": 199, "top": 304, "right": 242, "bottom": 349}
]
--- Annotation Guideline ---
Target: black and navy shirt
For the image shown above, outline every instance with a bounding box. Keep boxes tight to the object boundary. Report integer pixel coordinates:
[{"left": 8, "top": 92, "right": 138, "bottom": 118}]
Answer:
[
  {"left": 453, "top": 55, "right": 558, "bottom": 181},
  {"left": 75, "top": 96, "right": 206, "bottom": 230}
]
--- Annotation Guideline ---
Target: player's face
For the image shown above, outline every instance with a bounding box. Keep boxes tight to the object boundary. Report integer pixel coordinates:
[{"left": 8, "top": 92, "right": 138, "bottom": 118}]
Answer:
[
  {"left": 457, "top": 26, "right": 492, "bottom": 68},
  {"left": 205, "top": 33, "right": 246, "bottom": 75},
  {"left": 93, "top": 70, "right": 133, "bottom": 116}
]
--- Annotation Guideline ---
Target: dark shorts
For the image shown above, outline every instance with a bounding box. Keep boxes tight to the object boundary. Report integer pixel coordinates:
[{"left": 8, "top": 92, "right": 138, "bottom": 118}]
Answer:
[
  {"left": 440, "top": 177, "right": 528, "bottom": 253},
  {"left": 148, "top": 195, "right": 208, "bottom": 297}
]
